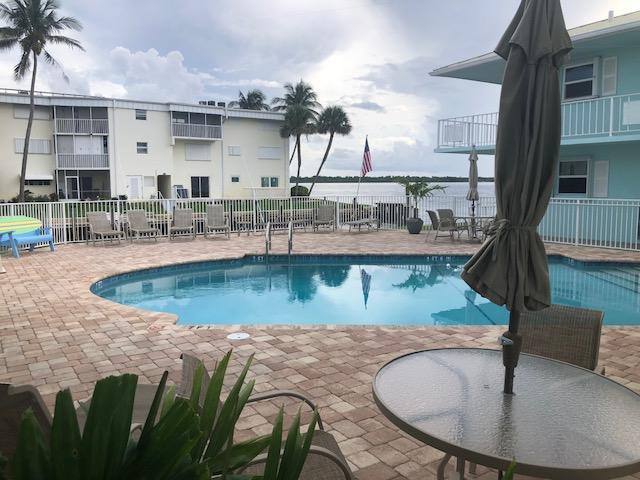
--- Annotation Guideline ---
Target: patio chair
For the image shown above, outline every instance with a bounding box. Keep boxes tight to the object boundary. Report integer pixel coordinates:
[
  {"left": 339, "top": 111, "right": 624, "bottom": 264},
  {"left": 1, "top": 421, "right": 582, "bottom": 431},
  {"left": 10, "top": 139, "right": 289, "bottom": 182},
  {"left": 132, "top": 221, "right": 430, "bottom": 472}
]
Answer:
[
  {"left": 86, "top": 211, "right": 125, "bottom": 245},
  {"left": 204, "top": 204, "right": 230, "bottom": 239},
  {"left": 520, "top": 304, "right": 604, "bottom": 371},
  {"left": 179, "top": 353, "right": 353, "bottom": 480},
  {"left": 127, "top": 209, "right": 159, "bottom": 242},
  {"left": 169, "top": 208, "right": 195, "bottom": 240},
  {"left": 437, "top": 209, "right": 468, "bottom": 237},
  {"left": 313, "top": 205, "right": 336, "bottom": 232},
  {"left": 426, "top": 210, "right": 464, "bottom": 242}
]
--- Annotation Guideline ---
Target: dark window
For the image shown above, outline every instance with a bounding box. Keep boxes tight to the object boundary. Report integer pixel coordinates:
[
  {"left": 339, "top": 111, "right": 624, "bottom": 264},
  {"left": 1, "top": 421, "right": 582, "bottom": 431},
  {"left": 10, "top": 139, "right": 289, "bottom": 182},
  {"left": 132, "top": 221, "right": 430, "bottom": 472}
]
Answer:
[
  {"left": 191, "top": 176, "right": 210, "bottom": 198},
  {"left": 25, "top": 179, "right": 51, "bottom": 186},
  {"left": 558, "top": 178, "right": 587, "bottom": 194},
  {"left": 231, "top": 176, "right": 240, "bottom": 183},
  {"left": 564, "top": 63, "right": 595, "bottom": 100},
  {"left": 558, "top": 160, "right": 588, "bottom": 194},
  {"left": 135, "top": 109, "right": 147, "bottom": 120}
]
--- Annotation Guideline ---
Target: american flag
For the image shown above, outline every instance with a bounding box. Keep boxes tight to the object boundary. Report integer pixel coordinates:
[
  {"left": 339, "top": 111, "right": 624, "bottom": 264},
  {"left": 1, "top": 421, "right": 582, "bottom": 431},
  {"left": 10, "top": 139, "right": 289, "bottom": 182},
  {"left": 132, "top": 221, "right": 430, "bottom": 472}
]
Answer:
[
  {"left": 360, "top": 268, "right": 372, "bottom": 309},
  {"left": 361, "top": 137, "right": 373, "bottom": 177}
]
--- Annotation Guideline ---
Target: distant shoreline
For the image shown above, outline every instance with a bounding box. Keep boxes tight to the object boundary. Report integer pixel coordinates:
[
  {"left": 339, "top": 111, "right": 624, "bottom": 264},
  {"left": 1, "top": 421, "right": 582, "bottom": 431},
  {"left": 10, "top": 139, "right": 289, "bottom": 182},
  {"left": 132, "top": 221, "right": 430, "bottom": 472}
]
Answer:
[{"left": 292, "top": 176, "right": 494, "bottom": 184}]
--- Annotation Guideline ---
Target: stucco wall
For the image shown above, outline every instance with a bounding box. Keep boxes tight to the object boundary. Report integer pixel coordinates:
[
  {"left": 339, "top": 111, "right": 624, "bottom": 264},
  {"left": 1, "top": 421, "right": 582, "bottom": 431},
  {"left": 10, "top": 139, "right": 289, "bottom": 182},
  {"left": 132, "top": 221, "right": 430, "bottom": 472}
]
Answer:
[{"left": 0, "top": 103, "right": 56, "bottom": 201}]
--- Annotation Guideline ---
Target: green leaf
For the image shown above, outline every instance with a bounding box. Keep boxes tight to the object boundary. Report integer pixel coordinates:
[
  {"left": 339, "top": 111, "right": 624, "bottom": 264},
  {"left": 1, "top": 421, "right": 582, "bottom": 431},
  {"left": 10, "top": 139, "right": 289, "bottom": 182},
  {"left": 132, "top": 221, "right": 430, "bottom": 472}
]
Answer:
[
  {"left": 207, "top": 436, "right": 270, "bottom": 473},
  {"left": 204, "top": 354, "right": 254, "bottom": 461},
  {"left": 503, "top": 461, "right": 517, "bottom": 480},
  {"left": 160, "top": 385, "right": 177, "bottom": 420},
  {"left": 79, "top": 374, "right": 137, "bottom": 480},
  {"left": 11, "top": 409, "right": 50, "bottom": 480},
  {"left": 276, "top": 411, "right": 301, "bottom": 480},
  {"left": 194, "top": 351, "right": 232, "bottom": 459},
  {"left": 51, "top": 389, "right": 81, "bottom": 480},
  {"left": 263, "top": 408, "right": 284, "bottom": 479},
  {"left": 291, "top": 411, "right": 318, "bottom": 479},
  {"left": 190, "top": 363, "right": 205, "bottom": 412},
  {"left": 138, "top": 371, "right": 169, "bottom": 450}
]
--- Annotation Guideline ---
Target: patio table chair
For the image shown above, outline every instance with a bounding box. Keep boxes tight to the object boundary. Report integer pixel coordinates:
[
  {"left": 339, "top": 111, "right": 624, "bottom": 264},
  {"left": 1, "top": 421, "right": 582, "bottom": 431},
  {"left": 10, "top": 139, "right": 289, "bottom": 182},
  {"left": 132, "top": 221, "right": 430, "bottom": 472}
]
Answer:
[
  {"left": 313, "top": 205, "right": 336, "bottom": 232},
  {"left": 169, "top": 208, "right": 195, "bottom": 240},
  {"left": 426, "top": 210, "right": 464, "bottom": 242},
  {"left": 127, "top": 209, "right": 159, "bottom": 242},
  {"left": 86, "top": 211, "right": 125, "bottom": 245},
  {"left": 204, "top": 204, "right": 230, "bottom": 239},
  {"left": 179, "top": 353, "right": 353, "bottom": 480}
]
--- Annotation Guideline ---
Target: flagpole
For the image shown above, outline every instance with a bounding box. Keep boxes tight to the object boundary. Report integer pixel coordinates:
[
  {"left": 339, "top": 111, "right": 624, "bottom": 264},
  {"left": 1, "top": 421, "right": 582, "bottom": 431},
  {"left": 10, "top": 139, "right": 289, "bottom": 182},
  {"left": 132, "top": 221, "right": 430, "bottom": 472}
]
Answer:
[{"left": 355, "top": 135, "right": 368, "bottom": 198}]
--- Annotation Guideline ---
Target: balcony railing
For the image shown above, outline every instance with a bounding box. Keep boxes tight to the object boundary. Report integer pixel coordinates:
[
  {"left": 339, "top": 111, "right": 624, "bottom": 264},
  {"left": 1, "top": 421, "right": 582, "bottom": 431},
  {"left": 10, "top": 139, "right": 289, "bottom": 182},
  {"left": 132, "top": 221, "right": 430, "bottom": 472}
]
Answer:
[
  {"left": 56, "top": 118, "right": 109, "bottom": 135},
  {"left": 56, "top": 153, "right": 109, "bottom": 169},
  {"left": 172, "top": 123, "right": 222, "bottom": 139},
  {"left": 437, "top": 92, "right": 640, "bottom": 150}
]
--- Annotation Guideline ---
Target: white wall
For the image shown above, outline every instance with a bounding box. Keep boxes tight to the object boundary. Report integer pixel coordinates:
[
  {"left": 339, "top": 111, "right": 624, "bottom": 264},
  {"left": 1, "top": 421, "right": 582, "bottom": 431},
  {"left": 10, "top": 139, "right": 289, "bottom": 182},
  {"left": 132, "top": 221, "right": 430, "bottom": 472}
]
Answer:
[{"left": 0, "top": 103, "right": 56, "bottom": 200}]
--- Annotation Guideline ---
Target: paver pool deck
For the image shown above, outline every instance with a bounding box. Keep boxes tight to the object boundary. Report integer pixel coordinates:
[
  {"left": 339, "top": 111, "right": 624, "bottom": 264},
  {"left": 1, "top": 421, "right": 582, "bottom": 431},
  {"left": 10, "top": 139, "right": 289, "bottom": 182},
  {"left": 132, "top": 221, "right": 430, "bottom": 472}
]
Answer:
[{"left": 2, "top": 230, "right": 640, "bottom": 479}]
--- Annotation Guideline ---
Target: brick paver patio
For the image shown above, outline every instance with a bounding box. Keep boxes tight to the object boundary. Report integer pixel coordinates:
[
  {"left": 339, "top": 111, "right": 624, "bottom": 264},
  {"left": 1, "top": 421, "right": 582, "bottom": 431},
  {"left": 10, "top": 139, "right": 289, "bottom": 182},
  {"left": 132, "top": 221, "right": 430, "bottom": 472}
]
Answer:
[{"left": 2, "top": 230, "right": 640, "bottom": 479}]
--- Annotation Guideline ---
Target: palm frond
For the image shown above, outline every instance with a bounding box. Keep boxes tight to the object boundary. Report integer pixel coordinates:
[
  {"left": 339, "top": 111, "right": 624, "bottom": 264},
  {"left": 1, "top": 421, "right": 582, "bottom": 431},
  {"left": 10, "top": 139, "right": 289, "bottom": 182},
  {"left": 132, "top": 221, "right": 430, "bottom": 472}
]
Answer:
[
  {"left": 13, "top": 49, "right": 30, "bottom": 79},
  {"left": 45, "top": 34, "right": 84, "bottom": 50},
  {"left": 52, "top": 15, "right": 82, "bottom": 31},
  {"left": 42, "top": 48, "right": 68, "bottom": 81},
  {"left": 0, "top": 36, "right": 19, "bottom": 51}
]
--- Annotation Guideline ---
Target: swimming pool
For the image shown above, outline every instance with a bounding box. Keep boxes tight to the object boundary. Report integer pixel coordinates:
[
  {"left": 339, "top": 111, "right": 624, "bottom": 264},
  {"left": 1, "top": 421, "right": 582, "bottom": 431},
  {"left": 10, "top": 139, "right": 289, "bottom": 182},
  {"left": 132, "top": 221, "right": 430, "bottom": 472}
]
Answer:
[{"left": 91, "top": 255, "right": 640, "bottom": 326}]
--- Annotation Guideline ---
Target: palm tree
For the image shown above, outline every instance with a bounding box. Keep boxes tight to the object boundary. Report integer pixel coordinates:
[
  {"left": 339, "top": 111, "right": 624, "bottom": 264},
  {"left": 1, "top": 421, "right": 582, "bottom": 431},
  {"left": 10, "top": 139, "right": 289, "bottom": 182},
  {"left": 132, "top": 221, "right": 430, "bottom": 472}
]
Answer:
[
  {"left": 309, "top": 106, "right": 352, "bottom": 195},
  {"left": 0, "top": 0, "right": 83, "bottom": 201},
  {"left": 272, "top": 80, "right": 321, "bottom": 167},
  {"left": 228, "top": 89, "right": 271, "bottom": 111},
  {"left": 279, "top": 104, "right": 315, "bottom": 190}
]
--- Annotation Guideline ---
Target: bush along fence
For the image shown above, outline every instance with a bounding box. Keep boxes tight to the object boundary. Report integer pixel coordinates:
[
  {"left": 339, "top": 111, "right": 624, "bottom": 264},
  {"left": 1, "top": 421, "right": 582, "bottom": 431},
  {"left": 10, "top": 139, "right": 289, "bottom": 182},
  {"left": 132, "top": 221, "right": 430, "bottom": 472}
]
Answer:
[{"left": 1, "top": 195, "right": 640, "bottom": 251}]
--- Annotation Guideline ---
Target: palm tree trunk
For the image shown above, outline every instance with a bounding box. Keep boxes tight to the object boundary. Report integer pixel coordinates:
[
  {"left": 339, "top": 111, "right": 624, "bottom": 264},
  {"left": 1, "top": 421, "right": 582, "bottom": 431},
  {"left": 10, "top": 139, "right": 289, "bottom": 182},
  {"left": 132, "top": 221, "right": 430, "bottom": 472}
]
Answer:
[
  {"left": 295, "top": 134, "right": 302, "bottom": 189},
  {"left": 19, "top": 52, "right": 38, "bottom": 202},
  {"left": 289, "top": 139, "right": 297, "bottom": 165},
  {"left": 309, "top": 132, "right": 334, "bottom": 195}
]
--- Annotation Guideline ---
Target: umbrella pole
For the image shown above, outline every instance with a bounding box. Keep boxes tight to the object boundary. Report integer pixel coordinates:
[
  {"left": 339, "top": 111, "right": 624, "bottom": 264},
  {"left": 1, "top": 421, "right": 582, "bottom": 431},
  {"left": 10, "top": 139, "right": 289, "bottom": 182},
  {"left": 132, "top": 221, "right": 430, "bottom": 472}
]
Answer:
[{"left": 503, "top": 309, "right": 523, "bottom": 394}]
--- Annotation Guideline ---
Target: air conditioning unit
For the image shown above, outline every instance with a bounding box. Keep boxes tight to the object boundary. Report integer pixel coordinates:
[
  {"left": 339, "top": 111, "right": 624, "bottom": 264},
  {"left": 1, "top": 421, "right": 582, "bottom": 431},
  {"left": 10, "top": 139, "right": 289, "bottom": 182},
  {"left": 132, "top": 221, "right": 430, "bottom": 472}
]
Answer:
[
  {"left": 198, "top": 100, "right": 207, "bottom": 105},
  {"left": 217, "top": 102, "right": 226, "bottom": 107},
  {"left": 207, "top": 101, "right": 216, "bottom": 106}
]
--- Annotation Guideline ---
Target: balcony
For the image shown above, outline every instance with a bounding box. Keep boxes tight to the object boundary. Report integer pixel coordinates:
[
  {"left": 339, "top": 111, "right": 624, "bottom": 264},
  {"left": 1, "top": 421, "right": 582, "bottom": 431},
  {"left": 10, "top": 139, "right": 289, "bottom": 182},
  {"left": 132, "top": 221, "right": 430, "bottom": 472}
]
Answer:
[
  {"left": 56, "top": 118, "right": 109, "bottom": 135},
  {"left": 436, "top": 93, "right": 640, "bottom": 152},
  {"left": 56, "top": 154, "right": 109, "bottom": 169},
  {"left": 171, "top": 123, "right": 222, "bottom": 140}
]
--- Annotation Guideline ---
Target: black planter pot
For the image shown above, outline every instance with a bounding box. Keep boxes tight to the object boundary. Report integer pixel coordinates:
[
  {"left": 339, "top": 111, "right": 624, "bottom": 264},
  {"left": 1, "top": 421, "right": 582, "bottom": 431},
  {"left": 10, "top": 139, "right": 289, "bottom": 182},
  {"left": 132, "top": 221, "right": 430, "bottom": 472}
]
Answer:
[{"left": 406, "top": 217, "right": 424, "bottom": 234}]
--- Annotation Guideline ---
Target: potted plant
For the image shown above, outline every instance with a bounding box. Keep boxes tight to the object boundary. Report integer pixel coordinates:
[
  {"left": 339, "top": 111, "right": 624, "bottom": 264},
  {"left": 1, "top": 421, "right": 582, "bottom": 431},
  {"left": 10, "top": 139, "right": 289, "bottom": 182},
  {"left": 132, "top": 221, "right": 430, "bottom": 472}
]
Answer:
[{"left": 398, "top": 179, "right": 446, "bottom": 234}]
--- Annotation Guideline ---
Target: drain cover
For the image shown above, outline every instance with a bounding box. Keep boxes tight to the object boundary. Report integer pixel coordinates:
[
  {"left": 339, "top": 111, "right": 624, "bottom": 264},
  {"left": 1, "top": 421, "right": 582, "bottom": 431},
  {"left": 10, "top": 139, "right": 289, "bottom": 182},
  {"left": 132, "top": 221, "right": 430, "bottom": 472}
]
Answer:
[{"left": 227, "top": 332, "right": 251, "bottom": 340}]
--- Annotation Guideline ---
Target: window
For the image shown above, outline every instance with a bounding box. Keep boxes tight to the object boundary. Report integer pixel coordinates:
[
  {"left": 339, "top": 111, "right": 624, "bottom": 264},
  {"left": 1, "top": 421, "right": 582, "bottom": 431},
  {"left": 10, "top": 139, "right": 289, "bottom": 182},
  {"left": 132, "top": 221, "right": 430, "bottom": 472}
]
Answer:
[
  {"left": 261, "top": 177, "right": 279, "bottom": 188},
  {"left": 191, "top": 176, "right": 210, "bottom": 198},
  {"left": 14, "top": 105, "right": 51, "bottom": 120},
  {"left": 25, "top": 179, "right": 52, "bottom": 186},
  {"left": 135, "top": 109, "right": 147, "bottom": 120},
  {"left": 228, "top": 145, "right": 241, "bottom": 156},
  {"left": 185, "top": 143, "right": 210, "bottom": 161},
  {"left": 258, "top": 146, "right": 281, "bottom": 160},
  {"left": 14, "top": 138, "right": 51, "bottom": 154},
  {"left": 563, "top": 62, "right": 596, "bottom": 100},
  {"left": 558, "top": 160, "right": 588, "bottom": 195},
  {"left": 231, "top": 176, "right": 240, "bottom": 183},
  {"left": 136, "top": 142, "right": 148, "bottom": 154}
]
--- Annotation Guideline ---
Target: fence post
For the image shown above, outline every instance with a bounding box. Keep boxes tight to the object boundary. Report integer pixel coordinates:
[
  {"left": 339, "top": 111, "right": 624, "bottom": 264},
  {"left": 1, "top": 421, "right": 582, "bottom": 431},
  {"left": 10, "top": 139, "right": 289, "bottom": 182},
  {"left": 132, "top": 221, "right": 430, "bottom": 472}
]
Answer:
[
  {"left": 609, "top": 97, "right": 614, "bottom": 136},
  {"left": 574, "top": 199, "right": 580, "bottom": 246},
  {"left": 61, "top": 202, "right": 67, "bottom": 244},
  {"left": 336, "top": 196, "right": 341, "bottom": 229},
  {"left": 252, "top": 190, "right": 257, "bottom": 234}
]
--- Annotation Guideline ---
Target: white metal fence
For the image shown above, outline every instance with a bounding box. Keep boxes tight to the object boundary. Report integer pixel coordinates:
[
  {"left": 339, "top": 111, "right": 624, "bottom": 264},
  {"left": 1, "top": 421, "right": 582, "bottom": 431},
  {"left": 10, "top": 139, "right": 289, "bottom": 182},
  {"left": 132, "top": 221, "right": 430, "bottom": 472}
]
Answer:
[{"left": 1, "top": 196, "right": 640, "bottom": 251}]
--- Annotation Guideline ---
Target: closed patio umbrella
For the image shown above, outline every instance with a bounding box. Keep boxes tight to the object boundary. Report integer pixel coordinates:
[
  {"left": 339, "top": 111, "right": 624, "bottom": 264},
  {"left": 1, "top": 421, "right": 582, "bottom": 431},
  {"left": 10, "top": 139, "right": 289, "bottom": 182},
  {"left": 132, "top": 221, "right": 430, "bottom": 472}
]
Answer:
[
  {"left": 461, "top": 0, "right": 572, "bottom": 394},
  {"left": 466, "top": 146, "right": 480, "bottom": 218}
]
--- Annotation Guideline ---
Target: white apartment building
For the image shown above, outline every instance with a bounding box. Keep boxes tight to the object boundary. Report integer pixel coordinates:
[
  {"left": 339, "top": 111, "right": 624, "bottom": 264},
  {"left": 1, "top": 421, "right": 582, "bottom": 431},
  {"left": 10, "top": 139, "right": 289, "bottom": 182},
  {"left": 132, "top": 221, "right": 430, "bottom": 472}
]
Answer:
[{"left": 0, "top": 88, "right": 290, "bottom": 201}]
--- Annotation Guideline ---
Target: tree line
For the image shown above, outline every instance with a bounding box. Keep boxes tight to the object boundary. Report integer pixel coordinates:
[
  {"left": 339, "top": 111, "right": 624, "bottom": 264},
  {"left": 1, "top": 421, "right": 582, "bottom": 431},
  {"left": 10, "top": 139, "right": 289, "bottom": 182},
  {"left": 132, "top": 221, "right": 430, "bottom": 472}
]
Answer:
[{"left": 290, "top": 175, "right": 495, "bottom": 184}]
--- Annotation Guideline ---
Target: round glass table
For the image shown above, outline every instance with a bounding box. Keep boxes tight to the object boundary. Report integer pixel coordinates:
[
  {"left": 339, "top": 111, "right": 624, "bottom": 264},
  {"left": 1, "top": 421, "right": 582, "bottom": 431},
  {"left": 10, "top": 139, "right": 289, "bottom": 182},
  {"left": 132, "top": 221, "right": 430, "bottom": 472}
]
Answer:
[{"left": 373, "top": 348, "right": 640, "bottom": 479}]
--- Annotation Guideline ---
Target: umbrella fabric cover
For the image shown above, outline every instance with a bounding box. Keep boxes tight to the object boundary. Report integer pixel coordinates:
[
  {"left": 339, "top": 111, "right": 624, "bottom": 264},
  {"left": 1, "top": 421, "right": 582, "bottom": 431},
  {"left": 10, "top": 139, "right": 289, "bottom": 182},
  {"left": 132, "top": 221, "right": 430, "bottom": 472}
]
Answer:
[
  {"left": 466, "top": 147, "right": 479, "bottom": 202},
  {"left": 462, "top": 0, "right": 572, "bottom": 313}
]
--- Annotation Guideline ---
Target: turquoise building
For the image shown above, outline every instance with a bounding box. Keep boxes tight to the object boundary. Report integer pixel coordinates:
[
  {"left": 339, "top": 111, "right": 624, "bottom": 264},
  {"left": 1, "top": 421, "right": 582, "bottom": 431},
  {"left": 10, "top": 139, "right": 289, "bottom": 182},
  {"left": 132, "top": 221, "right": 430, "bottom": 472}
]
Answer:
[{"left": 431, "top": 10, "right": 640, "bottom": 248}]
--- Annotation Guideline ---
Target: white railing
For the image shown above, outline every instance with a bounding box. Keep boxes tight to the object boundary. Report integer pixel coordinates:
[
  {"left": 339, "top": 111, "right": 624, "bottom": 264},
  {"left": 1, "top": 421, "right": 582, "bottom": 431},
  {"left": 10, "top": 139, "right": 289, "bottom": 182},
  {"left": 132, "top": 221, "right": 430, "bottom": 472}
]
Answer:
[
  {"left": 56, "top": 118, "right": 109, "bottom": 135},
  {"left": 437, "top": 92, "right": 640, "bottom": 149},
  {"left": 1, "top": 195, "right": 639, "bottom": 251},
  {"left": 56, "top": 153, "right": 109, "bottom": 169},
  {"left": 171, "top": 123, "right": 222, "bottom": 139}
]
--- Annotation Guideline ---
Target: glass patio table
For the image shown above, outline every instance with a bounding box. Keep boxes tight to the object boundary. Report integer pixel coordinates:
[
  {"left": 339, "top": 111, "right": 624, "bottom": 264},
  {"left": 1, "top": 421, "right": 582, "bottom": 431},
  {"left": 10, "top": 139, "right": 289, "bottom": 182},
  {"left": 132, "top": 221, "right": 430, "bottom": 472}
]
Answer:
[{"left": 373, "top": 348, "right": 640, "bottom": 480}]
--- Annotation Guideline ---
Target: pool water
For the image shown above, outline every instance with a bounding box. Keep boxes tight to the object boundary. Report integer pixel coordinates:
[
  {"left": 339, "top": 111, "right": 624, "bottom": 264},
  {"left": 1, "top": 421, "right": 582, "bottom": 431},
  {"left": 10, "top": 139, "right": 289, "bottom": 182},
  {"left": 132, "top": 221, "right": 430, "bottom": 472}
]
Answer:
[{"left": 91, "top": 255, "right": 640, "bottom": 326}]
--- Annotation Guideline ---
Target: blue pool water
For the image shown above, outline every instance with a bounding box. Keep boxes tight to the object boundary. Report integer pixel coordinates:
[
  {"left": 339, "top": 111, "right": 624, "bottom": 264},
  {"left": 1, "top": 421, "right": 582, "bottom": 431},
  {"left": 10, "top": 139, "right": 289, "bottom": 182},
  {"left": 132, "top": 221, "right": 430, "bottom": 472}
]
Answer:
[{"left": 91, "top": 255, "right": 640, "bottom": 326}]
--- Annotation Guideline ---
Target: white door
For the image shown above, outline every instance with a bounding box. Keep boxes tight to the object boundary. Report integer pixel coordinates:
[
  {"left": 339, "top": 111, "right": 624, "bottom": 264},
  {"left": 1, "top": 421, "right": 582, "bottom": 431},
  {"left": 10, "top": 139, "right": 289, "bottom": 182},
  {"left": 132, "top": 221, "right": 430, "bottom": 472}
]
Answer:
[{"left": 127, "top": 175, "right": 143, "bottom": 199}]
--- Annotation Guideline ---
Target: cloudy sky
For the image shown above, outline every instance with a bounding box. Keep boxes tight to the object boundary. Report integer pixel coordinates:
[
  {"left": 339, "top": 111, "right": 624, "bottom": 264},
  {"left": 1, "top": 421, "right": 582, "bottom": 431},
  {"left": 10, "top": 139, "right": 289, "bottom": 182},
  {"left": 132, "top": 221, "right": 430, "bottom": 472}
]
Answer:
[{"left": 0, "top": 0, "right": 637, "bottom": 177}]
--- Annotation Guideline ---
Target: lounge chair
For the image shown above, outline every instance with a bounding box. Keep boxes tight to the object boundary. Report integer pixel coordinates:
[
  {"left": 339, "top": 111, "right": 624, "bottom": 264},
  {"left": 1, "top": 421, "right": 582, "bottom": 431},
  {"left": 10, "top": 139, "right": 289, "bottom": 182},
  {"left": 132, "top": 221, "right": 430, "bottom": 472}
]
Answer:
[
  {"left": 169, "top": 208, "right": 195, "bottom": 240},
  {"left": 437, "top": 209, "right": 468, "bottom": 238},
  {"left": 86, "top": 211, "right": 125, "bottom": 245},
  {"left": 178, "top": 353, "right": 353, "bottom": 480},
  {"left": 127, "top": 209, "right": 159, "bottom": 242},
  {"left": 0, "top": 227, "right": 55, "bottom": 258},
  {"left": 426, "top": 210, "right": 462, "bottom": 242},
  {"left": 313, "top": 205, "right": 336, "bottom": 232},
  {"left": 204, "top": 204, "right": 230, "bottom": 239}
]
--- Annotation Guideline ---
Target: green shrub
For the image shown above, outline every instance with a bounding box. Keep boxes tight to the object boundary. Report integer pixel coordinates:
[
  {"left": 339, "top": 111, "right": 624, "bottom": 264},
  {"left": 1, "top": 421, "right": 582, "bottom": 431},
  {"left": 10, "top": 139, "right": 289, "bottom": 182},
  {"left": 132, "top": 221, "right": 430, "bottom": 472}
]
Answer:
[
  {"left": 1, "top": 351, "right": 317, "bottom": 480},
  {"left": 290, "top": 185, "right": 309, "bottom": 197}
]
